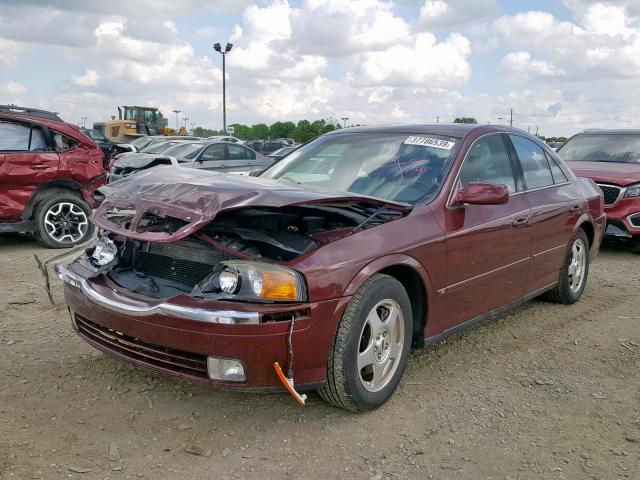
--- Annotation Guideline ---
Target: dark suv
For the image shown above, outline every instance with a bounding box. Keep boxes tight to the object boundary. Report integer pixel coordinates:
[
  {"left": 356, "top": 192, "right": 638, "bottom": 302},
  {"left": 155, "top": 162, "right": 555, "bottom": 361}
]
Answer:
[{"left": 0, "top": 106, "right": 106, "bottom": 247}]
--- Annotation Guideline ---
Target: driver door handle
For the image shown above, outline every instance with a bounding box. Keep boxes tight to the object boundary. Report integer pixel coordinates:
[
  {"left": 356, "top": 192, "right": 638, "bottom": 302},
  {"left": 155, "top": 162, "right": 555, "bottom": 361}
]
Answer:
[{"left": 512, "top": 216, "right": 530, "bottom": 227}]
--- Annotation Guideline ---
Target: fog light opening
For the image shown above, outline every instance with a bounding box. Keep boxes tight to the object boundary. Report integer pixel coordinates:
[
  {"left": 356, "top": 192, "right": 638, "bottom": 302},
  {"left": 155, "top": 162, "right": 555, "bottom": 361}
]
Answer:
[{"left": 207, "top": 357, "right": 246, "bottom": 382}]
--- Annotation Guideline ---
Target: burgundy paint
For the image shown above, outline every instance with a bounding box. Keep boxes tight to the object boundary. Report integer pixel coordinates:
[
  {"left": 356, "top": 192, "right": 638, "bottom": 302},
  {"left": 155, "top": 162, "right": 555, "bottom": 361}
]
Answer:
[{"left": 64, "top": 125, "right": 605, "bottom": 389}]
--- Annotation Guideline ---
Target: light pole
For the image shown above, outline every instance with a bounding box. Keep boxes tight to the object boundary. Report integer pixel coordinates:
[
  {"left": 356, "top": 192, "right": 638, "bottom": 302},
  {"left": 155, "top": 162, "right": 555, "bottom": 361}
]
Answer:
[
  {"left": 214, "top": 42, "right": 233, "bottom": 133},
  {"left": 172, "top": 109, "right": 181, "bottom": 131},
  {"left": 183, "top": 117, "right": 189, "bottom": 130},
  {"left": 81, "top": 116, "right": 87, "bottom": 128},
  {"left": 341, "top": 117, "right": 349, "bottom": 128}
]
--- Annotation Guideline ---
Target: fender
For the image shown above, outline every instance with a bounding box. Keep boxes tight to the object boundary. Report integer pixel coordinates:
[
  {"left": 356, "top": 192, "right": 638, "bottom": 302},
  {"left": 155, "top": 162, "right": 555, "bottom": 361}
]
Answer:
[
  {"left": 342, "top": 253, "right": 434, "bottom": 303},
  {"left": 20, "top": 180, "right": 85, "bottom": 220}
]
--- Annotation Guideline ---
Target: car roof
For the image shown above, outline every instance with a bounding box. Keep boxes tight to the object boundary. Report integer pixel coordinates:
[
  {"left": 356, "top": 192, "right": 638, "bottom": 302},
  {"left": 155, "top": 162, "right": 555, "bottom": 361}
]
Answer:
[
  {"left": 324, "top": 123, "right": 525, "bottom": 139},
  {"left": 0, "top": 110, "right": 93, "bottom": 145},
  {"left": 577, "top": 129, "right": 640, "bottom": 135}
]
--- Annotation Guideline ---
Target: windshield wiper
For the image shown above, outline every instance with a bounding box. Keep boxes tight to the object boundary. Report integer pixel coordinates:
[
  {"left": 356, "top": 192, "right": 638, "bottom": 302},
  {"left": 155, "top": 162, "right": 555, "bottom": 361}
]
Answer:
[{"left": 352, "top": 205, "right": 389, "bottom": 233}]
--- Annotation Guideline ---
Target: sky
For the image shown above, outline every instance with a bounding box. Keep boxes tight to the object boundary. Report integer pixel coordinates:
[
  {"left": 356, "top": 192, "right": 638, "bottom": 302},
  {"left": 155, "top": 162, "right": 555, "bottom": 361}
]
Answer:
[{"left": 1, "top": 0, "right": 640, "bottom": 136}]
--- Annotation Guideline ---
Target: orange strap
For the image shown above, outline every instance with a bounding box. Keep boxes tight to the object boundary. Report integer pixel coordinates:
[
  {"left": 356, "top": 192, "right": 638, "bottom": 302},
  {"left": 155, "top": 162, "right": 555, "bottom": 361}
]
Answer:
[{"left": 273, "top": 362, "right": 306, "bottom": 406}]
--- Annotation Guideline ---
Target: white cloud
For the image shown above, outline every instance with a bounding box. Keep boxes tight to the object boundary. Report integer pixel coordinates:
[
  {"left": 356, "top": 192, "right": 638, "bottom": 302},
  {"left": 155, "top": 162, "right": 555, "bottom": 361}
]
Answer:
[
  {"left": 0, "top": 38, "right": 22, "bottom": 67},
  {"left": 419, "top": 0, "right": 499, "bottom": 29},
  {"left": 495, "top": 5, "right": 640, "bottom": 80},
  {"left": 71, "top": 69, "right": 100, "bottom": 87},
  {"left": 355, "top": 33, "right": 472, "bottom": 87},
  {"left": 1, "top": 81, "right": 27, "bottom": 95},
  {"left": 501, "top": 52, "right": 566, "bottom": 79}
]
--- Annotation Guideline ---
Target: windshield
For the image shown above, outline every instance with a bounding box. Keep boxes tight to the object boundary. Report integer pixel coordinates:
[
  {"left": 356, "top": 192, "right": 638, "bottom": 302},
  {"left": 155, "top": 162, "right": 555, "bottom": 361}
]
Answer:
[
  {"left": 130, "top": 136, "right": 155, "bottom": 149},
  {"left": 162, "top": 143, "right": 207, "bottom": 160},
  {"left": 558, "top": 134, "right": 640, "bottom": 163},
  {"left": 260, "top": 132, "right": 459, "bottom": 204},
  {"left": 84, "top": 130, "right": 106, "bottom": 142},
  {"left": 141, "top": 141, "right": 176, "bottom": 154}
]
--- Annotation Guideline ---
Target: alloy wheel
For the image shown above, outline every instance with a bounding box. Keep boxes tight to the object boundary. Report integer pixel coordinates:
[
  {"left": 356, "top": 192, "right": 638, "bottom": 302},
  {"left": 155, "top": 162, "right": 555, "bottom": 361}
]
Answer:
[
  {"left": 357, "top": 299, "right": 405, "bottom": 392},
  {"left": 568, "top": 238, "right": 587, "bottom": 293},
  {"left": 44, "top": 202, "right": 88, "bottom": 244}
]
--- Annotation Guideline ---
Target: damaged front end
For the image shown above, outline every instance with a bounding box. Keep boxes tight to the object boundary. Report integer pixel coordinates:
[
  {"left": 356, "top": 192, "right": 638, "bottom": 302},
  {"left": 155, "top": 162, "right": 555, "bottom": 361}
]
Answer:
[
  {"left": 54, "top": 170, "right": 409, "bottom": 397},
  {"left": 62, "top": 198, "right": 405, "bottom": 304}
]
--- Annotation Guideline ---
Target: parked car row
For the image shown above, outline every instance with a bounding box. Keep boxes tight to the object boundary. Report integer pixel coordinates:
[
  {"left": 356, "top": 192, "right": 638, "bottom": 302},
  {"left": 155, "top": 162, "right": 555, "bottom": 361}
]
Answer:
[{"left": 56, "top": 123, "right": 610, "bottom": 412}]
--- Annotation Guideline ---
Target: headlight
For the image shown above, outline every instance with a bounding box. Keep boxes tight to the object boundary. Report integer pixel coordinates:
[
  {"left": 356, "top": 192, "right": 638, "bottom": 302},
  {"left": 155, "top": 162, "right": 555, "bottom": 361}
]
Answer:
[
  {"left": 91, "top": 236, "right": 118, "bottom": 266},
  {"left": 212, "top": 261, "right": 306, "bottom": 302},
  {"left": 624, "top": 183, "right": 640, "bottom": 198}
]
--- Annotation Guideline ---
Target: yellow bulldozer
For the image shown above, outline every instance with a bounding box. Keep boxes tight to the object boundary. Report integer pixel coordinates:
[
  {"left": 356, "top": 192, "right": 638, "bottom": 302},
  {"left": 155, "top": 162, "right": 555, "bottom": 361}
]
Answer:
[{"left": 93, "top": 106, "right": 188, "bottom": 142}]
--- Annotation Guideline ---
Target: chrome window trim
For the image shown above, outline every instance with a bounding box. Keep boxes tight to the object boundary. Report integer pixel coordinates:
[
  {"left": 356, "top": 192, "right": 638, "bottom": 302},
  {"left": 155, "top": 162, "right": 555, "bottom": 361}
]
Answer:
[{"left": 595, "top": 182, "right": 626, "bottom": 206}]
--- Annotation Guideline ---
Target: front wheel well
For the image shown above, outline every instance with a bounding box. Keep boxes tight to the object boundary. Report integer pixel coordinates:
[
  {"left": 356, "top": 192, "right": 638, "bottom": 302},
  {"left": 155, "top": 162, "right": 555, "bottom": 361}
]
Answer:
[
  {"left": 378, "top": 265, "right": 427, "bottom": 347},
  {"left": 22, "top": 183, "right": 84, "bottom": 220}
]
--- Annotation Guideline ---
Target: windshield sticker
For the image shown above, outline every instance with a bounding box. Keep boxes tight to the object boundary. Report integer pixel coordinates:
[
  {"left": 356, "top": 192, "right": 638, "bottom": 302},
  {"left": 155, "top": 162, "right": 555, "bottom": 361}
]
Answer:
[{"left": 404, "top": 136, "right": 455, "bottom": 150}]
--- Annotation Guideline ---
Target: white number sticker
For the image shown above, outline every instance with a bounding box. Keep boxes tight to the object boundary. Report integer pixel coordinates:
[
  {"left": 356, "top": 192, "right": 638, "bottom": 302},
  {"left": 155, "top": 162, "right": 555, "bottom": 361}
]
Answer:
[{"left": 404, "top": 136, "right": 455, "bottom": 150}]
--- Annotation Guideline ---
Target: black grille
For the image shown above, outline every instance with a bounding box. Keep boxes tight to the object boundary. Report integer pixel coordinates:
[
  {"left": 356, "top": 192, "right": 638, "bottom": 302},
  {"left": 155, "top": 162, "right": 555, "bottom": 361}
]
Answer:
[
  {"left": 629, "top": 213, "right": 640, "bottom": 228},
  {"left": 75, "top": 315, "right": 209, "bottom": 379},
  {"left": 597, "top": 184, "right": 621, "bottom": 206},
  {"left": 132, "top": 241, "right": 230, "bottom": 287}
]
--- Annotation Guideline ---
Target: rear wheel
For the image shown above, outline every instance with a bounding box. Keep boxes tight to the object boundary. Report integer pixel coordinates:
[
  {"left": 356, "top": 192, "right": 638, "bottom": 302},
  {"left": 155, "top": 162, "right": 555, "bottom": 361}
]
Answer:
[
  {"left": 546, "top": 229, "right": 589, "bottom": 304},
  {"left": 319, "top": 274, "right": 412, "bottom": 412},
  {"left": 34, "top": 193, "right": 94, "bottom": 248}
]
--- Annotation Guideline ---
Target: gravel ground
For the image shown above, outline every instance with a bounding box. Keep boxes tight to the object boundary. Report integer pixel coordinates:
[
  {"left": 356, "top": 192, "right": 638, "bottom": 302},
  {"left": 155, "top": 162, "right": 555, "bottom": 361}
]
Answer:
[{"left": 0, "top": 234, "right": 639, "bottom": 480}]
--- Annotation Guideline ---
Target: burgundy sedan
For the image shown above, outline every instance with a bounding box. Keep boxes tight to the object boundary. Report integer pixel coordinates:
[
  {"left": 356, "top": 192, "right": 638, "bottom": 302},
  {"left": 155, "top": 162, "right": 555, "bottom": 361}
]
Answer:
[{"left": 58, "top": 124, "right": 605, "bottom": 411}]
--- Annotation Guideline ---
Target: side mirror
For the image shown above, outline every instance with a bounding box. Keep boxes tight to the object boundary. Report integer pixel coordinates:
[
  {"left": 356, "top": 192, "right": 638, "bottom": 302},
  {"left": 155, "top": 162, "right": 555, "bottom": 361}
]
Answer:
[
  {"left": 454, "top": 182, "right": 509, "bottom": 206},
  {"left": 249, "top": 169, "right": 263, "bottom": 177}
]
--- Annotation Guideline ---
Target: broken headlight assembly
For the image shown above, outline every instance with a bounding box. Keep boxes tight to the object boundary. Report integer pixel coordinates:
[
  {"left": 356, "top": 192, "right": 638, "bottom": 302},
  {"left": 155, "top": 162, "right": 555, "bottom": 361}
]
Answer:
[
  {"left": 208, "top": 261, "right": 306, "bottom": 302},
  {"left": 89, "top": 236, "right": 118, "bottom": 267}
]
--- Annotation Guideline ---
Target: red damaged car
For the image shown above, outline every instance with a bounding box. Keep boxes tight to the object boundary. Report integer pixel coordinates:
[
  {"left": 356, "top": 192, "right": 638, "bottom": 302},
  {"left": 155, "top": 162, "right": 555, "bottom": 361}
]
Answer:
[
  {"left": 58, "top": 124, "right": 605, "bottom": 411},
  {"left": 558, "top": 129, "right": 640, "bottom": 251},
  {"left": 0, "top": 105, "right": 106, "bottom": 247}
]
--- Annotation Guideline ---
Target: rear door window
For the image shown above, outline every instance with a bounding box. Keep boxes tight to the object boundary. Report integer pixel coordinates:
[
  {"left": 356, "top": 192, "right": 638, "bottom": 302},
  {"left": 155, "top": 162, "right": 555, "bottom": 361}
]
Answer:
[
  {"left": 0, "top": 121, "right": 48, "bottom": 151},
  {"left": 200, "top": 144, "right": 225, "bottom": 161},
  {"left": 227, "top": 145, "right": 254, "bottom": 160},
  {"left": 509, "top": 135, "right": 554, "bottom": 189},
  {"left": 546, "top": 152, "right": 568, "bottom": 183}
]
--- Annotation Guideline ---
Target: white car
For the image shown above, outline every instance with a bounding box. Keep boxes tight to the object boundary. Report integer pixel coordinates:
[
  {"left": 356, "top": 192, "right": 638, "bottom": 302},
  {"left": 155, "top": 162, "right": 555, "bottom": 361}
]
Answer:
[{"left": 207, "top": 135, "right": 244, "bottom": 144}]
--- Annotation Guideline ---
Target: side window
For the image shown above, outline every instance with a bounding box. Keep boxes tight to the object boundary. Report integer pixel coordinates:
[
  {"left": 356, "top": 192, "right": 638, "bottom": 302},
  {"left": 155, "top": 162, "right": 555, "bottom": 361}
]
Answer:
[
  {"left": 200, "top": 144, "right": 225, "bottom": 161},
  {"left": 546, "top": 152, "right": 568, "bottom": 183},
  {"left": 30, "top": 127, "right": 46, "bottom": 151},
  {"left": 228, "top": 145, "right": 253, "bottom": 160},
  {"left": 509, "top": 135, "right": 554, "bottom": 189},
  {"left": 459, "top": 134, "right": 516, "bottom": 193},
  {"left": 0, "top": 121, "right": 32, "bottom": 151},
  {"left": 52, "top": 132, "right": 77, "bottom": 152}
]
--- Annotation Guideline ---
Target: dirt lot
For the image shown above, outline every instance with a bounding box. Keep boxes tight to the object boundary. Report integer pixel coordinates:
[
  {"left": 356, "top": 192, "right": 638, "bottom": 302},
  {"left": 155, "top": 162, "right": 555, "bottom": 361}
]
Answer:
[{"left": 0, "top": 234, "right": 638, "bottom": 480}]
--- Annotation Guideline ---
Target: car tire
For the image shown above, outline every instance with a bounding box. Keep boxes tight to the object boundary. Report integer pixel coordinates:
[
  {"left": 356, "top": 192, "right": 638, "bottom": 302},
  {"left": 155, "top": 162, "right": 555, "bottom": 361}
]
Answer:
[
  {"left": 34, "top": 193, "right": 94, "bottom": 249},
  {"left": 545, "top": 228, "right": 590, "bottom": 304},
  {"left": 319, "top": 274, "right": 412, "bottom": 412}
]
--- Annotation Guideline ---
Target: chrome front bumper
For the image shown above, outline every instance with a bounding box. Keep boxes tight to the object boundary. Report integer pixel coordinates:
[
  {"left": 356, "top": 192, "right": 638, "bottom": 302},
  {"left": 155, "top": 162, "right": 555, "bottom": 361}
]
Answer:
[{"left": 56, "top": 265, "right": 259, "bottom": 325}]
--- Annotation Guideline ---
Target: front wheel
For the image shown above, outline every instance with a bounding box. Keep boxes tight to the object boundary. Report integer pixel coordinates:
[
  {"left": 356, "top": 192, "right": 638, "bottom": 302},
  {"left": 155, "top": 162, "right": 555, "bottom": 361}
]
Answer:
[
  {"left": 34, "top": 194, "right": 94, "bottom": 248},
  {"left": 319, "top": 274, "right": 412, "bottom": 412},
  {"left": 546, "top": 229, "right": 590, "bottom": 304}
]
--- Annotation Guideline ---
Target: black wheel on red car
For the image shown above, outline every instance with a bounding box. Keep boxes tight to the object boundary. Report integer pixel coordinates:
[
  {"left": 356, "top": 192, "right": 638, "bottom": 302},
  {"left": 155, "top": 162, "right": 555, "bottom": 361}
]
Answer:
[
  {"left": 34, "top": 193, "right": 94, "bottom": 248},
  {"left": 546, "top": 228, "right": 590, "bottom": 304},
  {"left": 319, "top": 274, "right": 412, "bottom": 412}
]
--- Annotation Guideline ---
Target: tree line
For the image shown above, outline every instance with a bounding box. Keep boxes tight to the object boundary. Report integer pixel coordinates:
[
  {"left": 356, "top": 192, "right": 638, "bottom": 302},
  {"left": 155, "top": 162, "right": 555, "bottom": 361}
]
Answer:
[{"left": 192, "top": 119, "right": 341, "bottom": 143}]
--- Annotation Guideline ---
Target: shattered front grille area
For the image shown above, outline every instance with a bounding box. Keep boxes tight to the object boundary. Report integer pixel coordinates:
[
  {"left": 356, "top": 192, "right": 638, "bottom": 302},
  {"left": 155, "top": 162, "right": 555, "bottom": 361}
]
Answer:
[{"left": 132, "top": 241, "right": 231, "bottom": 288}]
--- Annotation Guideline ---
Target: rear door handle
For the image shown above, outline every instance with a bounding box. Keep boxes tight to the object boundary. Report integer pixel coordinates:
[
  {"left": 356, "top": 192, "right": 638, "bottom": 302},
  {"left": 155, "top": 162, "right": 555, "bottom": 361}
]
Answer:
[
  {"left": 31, "top": 164, "right": 49, "bottom": 170},
  {"left": 512, "top": 216, "right": 530, "bottom": 227}
]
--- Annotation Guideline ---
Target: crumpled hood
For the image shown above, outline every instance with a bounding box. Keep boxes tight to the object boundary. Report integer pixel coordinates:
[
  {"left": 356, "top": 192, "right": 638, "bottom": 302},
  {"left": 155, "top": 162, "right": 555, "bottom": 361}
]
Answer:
[
  {"left": 112, "top": 152, "right": 172, "bottom": 169},
  {"left": 567, "top": 160, "right": 640, "bottom": 186},
  {"left": 93, "top": 166, "right": 406, "bottom": 242}
]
